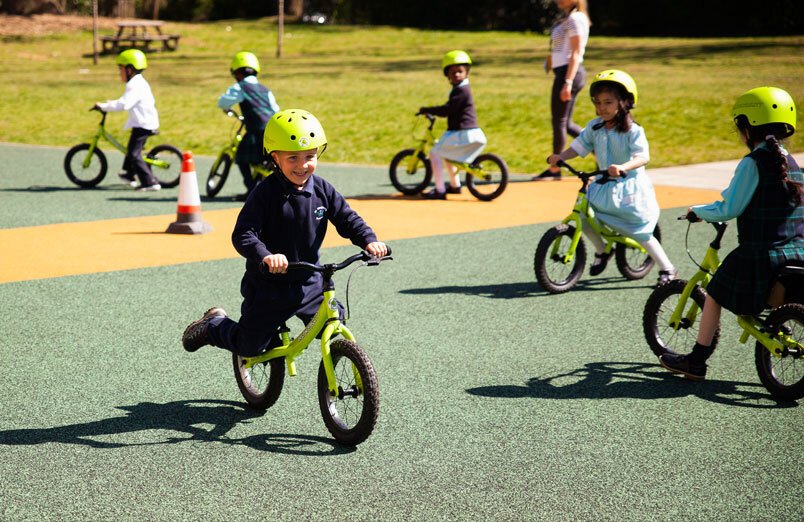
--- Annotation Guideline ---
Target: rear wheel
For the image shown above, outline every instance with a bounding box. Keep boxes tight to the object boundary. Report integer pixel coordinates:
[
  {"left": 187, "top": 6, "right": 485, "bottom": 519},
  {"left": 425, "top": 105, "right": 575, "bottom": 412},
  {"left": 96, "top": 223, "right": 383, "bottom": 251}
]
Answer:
[
  {"left": 64, "top": 143, "right": 107, "bottom": 188},
  {"left": 616, "top": 224, "right": 661, "bottom": 280},
  {"left": 317, "top": 339, "right": 379, "bottom": 446},
  {"left": 465, "top": 153, "right": 508, "bottom": 201},
  {"left": 206, "top": 153, "right": 232, "bottom": 197},
  {"left": 232, "top": 354, "right": 286, "bottom": 410},
  {"left": 146, "top": 144, "right": 182, "bottom": 188},
  {"left": 389, "top": 149, "right": 432, "bottom": 195},
  {"left": 642, "top": 279, "right": 719, "bottom": 357},
  {"left": 533, "top": 224, "right": 586, "bottom": 294},
  {"left": 755, "top": 303, "right": 804, "bottom": 401}
]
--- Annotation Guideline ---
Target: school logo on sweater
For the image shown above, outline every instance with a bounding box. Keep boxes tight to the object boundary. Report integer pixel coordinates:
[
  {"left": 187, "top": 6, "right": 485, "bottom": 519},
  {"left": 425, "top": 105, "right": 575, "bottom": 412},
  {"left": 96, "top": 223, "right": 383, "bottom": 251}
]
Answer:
[{"left": 314, "top": 206, "right": 326, "bottom": 220}]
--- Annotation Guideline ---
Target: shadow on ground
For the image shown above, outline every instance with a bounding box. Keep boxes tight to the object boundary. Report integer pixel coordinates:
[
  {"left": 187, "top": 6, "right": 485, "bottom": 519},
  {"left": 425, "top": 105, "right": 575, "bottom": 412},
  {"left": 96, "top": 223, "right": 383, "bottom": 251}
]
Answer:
[{"left": 466, "top": 361, "right": 798, "bottom": 409}]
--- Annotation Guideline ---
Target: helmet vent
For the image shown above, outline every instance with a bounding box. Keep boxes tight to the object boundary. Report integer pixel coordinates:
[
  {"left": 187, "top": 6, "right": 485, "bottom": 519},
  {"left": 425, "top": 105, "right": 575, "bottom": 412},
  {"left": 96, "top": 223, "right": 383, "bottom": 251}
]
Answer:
[
  {"left": 310, "top": 132, "right": 315, "bottom": 137},
  {"left": 290, "top": 135, "right": 296, "bottom": 140},
  {"left": 773, "top": 104, "right": 778, "bottom": 109}
]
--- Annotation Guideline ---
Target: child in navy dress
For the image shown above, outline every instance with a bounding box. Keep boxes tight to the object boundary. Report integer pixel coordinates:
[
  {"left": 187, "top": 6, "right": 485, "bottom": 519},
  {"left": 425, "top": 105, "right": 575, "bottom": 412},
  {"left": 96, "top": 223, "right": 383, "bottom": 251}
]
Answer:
[{"left": 661, "top": 86, "right": 804, "bottom": 381}]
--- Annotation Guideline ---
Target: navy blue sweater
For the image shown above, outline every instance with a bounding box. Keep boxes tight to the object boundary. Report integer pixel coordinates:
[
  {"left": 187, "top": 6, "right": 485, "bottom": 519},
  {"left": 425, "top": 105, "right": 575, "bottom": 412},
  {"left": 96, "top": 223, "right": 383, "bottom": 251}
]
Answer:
[{"left": 232, "top": 172, "right": 377, "bottom": 283}]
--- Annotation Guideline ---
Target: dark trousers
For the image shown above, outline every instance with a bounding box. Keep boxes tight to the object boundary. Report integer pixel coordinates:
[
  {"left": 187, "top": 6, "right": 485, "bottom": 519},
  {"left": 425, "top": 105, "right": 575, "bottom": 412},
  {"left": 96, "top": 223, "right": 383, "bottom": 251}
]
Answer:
[
  {"left": 236, "top": 161, "right": 257, "bottom": 193},
  {"left": 125, "top": 127, "right": 158, "bottom": 187},
  {"left": 550, "top": 65, "right": 586, "bottom": 154}
]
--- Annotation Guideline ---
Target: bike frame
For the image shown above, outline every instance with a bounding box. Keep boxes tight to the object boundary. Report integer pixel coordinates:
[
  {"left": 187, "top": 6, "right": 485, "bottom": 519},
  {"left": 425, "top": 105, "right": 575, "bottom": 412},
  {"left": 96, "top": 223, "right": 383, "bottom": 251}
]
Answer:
[
  {"left": 85, "top": 111, "right": 171, "bottom": 169},
  {"left": 404, "top": 114, "right": 488, "bottom": 179},
  {"left": 219, "top": 110, "right": 272, "bottom": 179},
  {"left": 552, "top": 180, "right": 646, "bottom": 265},
  {"left": 237, "top": 284, "right": 357, "bottom": 397},
  {"left": 666, "top": 221, "right": 791, "bottom": 357}
]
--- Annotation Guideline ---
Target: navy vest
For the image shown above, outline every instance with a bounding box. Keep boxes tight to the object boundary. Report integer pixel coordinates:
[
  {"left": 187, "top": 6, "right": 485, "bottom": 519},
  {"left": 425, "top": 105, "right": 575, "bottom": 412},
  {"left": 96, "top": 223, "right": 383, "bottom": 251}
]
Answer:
[{"left": 238, "top": 80, "right": 274, "bottom": 133}]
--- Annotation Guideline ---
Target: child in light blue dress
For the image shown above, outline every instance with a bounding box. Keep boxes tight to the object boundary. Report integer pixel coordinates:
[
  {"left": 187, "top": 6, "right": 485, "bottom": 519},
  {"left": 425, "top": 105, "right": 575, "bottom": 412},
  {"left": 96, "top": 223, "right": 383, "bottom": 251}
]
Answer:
[{"left": 547, "top": 69, "right": 677, "bottom": 285}]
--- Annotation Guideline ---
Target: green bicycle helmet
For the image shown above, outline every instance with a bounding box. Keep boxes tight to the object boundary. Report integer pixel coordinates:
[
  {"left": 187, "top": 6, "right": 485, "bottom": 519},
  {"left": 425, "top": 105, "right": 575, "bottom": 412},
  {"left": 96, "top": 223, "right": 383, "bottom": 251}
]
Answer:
[
  {"left": 230, "top": 51, "right": 260, "bottom": 74},
  {"left": 441, "top": 50, "right": 472, "bottom": 75},
  {"left": 116, "top": 49, "right": 147, "bottom": 71},
  {"left": 732, "top": 86, "right": 796, "bottom": 137},
  {"left": 590, "top": 69, "right": 638, "bottom": 106},
  {"left": 264, "top": 109, "right": 327, "bottom": 155}
]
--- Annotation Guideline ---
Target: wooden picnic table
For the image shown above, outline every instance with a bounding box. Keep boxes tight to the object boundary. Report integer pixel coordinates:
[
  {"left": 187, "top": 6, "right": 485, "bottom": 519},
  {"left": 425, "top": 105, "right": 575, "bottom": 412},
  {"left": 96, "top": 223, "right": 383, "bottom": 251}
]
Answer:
[{"left": 100, "top": 20, "right": 180, "bottom": 54}]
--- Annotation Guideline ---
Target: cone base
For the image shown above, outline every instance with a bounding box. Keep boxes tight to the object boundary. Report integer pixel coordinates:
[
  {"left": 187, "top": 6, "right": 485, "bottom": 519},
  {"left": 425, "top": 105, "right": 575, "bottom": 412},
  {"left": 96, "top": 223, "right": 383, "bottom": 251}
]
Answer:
[{"left": 165, "top": 220, "right": 213, "bottom": 235}]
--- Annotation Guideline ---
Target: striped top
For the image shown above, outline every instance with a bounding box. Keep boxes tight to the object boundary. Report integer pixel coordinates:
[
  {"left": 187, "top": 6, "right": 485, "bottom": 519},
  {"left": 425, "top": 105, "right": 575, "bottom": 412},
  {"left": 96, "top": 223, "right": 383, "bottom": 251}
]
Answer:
[{"left": 550, "top": 10, "right": 589, "bottom": 69}]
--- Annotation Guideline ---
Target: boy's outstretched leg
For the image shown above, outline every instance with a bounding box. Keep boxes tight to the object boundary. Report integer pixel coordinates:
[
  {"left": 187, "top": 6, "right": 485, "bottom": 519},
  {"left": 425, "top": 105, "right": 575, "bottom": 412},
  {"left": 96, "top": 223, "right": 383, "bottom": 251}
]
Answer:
[{"left": 182, "top": 307, "right": 227, "bottom": 352}]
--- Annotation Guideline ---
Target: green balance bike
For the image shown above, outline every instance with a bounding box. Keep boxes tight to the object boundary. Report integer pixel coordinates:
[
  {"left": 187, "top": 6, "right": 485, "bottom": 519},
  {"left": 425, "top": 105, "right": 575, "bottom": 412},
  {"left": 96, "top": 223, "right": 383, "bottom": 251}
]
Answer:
[
  {"left": 64, "top": 108, "right": 182, "bottom": 188},
  {"left": 533, "top": 160, "right": 661, "bottom": 294},
  {"left": 389, "top": 113, "right": 509, "bottom": 201},
  {"left": 643, "top": 216, "right": 804, "bottom": 401},
  {"left": 206, "top": 109, "right": 273, "bottom": 198},
  {"left": 233, "top": 248, "right": 393, "bottom": 445}
]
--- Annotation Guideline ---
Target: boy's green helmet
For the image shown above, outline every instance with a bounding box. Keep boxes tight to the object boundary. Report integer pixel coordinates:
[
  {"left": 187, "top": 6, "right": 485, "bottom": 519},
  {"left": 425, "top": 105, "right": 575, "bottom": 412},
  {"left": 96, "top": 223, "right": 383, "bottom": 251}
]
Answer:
[
  {"left": 591, "top": 69, "right": 638, "bottom": 106},
  {"left": 441, "top": 50, "right": 472, "bottom": 75},
  {"left": 732, "top": 86, "right": 796, "bottom": 137},
  {"left": 230, "top": 51, "right": 260, "bottom": 74},
  {"left": 264, "top": 109, "right": 327, "bottom": 154},
  {"left": 116, "top": 49, "right": 147, "bottom": 71}
]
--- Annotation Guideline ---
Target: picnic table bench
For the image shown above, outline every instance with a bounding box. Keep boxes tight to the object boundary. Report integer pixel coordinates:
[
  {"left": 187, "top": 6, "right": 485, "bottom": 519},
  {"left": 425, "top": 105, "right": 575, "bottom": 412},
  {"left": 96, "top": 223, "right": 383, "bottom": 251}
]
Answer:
[{"left": 100, "top": 20, "right": 180, "bottom": 54}]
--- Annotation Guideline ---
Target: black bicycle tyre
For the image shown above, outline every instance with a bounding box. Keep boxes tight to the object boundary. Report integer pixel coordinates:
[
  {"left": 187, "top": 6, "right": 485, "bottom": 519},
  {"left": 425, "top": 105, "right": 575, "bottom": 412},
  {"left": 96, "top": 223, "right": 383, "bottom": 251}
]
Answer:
[
  {"left": 642, "top": 278, "right": 719, "bottom": 358},
  {"left": 534, "top": 224, "right": 586, "bottom": 294},
  {"left": 317, "top": 339, "right": 379, "bottom": 446},
  {"left": 755, "top": 303, "right": 804, "bottom": 401},
  {"left": 389, "top": 149, "right": 432, "bottom": 195},
  {"left": 147, "top": 144, "right": 182, "bottom": 188},
  {"left": 465, "top": 153, "right": 509, "bottom": 201},
  {"left": 615, "top": 224, "right": 662, "bottom": 280},
  {"left": 232, "top": 353, "right": 286, "bottom": 410},
  {"left": 206, "top": 153, "right": 232, "bottom": 198},
  {"left": 64, "top": 143, "right": 107, "bottom": 188}
]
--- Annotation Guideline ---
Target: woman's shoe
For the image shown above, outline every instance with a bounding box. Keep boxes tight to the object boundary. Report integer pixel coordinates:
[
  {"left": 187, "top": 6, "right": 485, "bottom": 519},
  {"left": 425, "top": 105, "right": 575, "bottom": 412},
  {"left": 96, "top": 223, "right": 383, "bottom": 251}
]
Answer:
[
  {"left": 531, "top": 168, "right": 561, "bottom": 181},
  {"left": 589, "top": 251, "right": 612, "bottom": 276}
]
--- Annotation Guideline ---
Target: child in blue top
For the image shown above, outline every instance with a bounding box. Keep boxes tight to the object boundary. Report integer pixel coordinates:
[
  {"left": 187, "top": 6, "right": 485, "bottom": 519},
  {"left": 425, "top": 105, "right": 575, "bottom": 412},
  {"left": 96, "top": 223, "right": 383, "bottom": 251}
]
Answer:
[
  {"left": 218, "top": 51, "right": 280, "bottom": 201},
  {"left": 94, "top": 49, "right": 161, "bottom": 191},
  {"left": 182, "top": 109, "right": 388, "bottom": 357},
  {"left": 547, "top": 69, "right": 677, "bottom": 285},
  {"left": 418, "top": 50, "right": 487, "bottom": 200},
  {"left": 661, "top": 86, "right": 804, "bottom": 381}
]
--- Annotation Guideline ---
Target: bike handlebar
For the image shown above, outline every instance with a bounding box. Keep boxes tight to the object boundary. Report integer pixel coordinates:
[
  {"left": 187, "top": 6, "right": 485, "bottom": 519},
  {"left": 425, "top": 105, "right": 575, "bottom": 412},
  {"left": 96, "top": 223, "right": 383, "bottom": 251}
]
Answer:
[
  {"left": 556, "top": 159, "right": 625, "bottom": 180},
  {"left": 259, "top": 247, "right": 393, "bottom": 276},
  {"left": 224, "top": 109, "right": 245, "bottom": 121}
]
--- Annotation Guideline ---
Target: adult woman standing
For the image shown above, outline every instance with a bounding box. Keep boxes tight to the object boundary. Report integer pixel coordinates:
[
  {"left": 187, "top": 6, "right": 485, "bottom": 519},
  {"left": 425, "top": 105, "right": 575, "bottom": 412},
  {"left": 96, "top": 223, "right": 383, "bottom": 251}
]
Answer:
[{"left": 534, "top": 0, "right": 591, "bottom": 180}]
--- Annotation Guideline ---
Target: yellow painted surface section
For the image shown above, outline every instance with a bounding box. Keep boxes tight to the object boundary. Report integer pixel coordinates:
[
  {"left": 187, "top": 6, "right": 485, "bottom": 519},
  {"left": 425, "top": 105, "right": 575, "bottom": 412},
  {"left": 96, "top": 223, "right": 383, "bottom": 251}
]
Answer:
[{"left": 0, "top": 181, "right": 720, "bottom": 284}]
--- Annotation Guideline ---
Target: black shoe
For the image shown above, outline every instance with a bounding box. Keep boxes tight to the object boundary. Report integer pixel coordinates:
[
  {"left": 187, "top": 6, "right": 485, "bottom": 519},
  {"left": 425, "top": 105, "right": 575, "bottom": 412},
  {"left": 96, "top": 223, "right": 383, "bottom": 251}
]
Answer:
[
  {"left": 117, "top": 171, "right": 138, "bottom": 187},
  {"left": 589, "top": 251, "right": 612, "bottom": 276},
  {"left": 182, "top": 307, "right": 226, "bottom": 352},
  {"left": 657, "top": 267, "right": 679, "bottom": 286},
  {"left": 531, "top": 169, "right": 561, "bottom": 181},
  {"left": 422, "top": 190, "right": 447, "bottom": 200},
  {"left": 660, "top": 353, "right": 707, "bottom": 381},
  {"left": 446, "top": 185, "right": 462, "bottom": 194}
]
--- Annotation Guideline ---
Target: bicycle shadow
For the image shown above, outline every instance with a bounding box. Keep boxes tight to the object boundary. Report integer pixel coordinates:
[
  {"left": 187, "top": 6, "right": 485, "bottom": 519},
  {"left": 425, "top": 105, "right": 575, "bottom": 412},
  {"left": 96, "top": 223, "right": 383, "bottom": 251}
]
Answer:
[
  {"left": 466, "top": 361, "right": 797, "bottom": 409},
  {"left": 0, "top": 399, "right": 355, "bottom": 456},
  {"left": 400, "top": 277, "right": 651, "bottom": 299}
]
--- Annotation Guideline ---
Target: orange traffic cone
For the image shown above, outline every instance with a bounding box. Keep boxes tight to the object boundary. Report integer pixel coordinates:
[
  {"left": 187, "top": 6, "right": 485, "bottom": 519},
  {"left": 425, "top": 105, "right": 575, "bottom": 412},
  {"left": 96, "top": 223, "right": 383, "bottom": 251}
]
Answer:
[{"left": 166, "top": 151, "right": 212, "bottom": 235}]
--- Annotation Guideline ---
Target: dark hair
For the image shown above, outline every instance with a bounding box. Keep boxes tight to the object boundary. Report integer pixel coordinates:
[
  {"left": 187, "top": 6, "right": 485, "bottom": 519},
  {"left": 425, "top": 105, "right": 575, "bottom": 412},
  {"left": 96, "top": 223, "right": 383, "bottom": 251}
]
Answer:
[
  {"left": 589, "top": 81, "right": 633, "bottom": 133},
  {"left": 233, "top": 67, "right": 258, "bottom": 77},
  {"left": 735, "top": 115, "right": 803, "bottom": 206}
]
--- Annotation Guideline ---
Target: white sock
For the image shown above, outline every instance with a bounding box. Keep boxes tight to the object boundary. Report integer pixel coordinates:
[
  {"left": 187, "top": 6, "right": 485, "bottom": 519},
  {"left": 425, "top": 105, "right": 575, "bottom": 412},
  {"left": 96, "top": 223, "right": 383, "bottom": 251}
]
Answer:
[
  {"left": 430, "top": 152, "right": 446, "bottom": 193},
  {"left": 581, "top": 218, "right": 606, "bottom": 254},
  {"left": 641, "top": 236, "right": 674, "bottom": 272}
]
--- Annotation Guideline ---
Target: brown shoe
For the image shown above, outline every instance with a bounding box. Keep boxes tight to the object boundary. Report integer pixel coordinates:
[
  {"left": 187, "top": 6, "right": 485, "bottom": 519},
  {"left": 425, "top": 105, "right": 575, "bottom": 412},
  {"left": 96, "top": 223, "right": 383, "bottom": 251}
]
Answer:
[{"left": 182, "top": 307, "right": 226, "bottom": 352}]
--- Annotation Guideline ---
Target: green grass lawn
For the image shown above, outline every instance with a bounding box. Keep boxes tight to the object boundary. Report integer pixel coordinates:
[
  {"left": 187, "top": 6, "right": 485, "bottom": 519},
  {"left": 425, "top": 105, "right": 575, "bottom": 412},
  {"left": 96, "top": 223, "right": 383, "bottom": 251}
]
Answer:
[{"left": 0, "top": 20, "right": 802, "bottom": 174}]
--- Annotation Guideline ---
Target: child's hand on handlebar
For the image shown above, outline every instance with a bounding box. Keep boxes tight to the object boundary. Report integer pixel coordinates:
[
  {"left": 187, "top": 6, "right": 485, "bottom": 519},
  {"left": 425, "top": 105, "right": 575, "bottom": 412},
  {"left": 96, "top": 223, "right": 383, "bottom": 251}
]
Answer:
[
  {"left": 365, "top": 241, "right": 388, "bottom": 258},
  {"left": 263, "top": 253, "right": 289, "bottom": 274},
  {"left": 547, "top": 154, "right": 562, "bottom": 167},
  {"left": 685, "top": 207, "right": 702, "bottom": 222},
  {"left": 607, "top": 164, "right": 627, "bottom": 178}
]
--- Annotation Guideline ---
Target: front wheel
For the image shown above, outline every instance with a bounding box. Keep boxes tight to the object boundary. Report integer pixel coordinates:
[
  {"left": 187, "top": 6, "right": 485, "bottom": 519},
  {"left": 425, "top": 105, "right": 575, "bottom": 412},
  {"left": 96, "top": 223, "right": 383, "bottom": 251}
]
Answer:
[
  {"left": 615, "top": 224, "right": 661, "bottom": 280},
  {"left": 146, "top": 144, "right": 182, "bottom": 188},
  {"left": 389, "top": 149, "right": 432, "bottom": 195},
  {"left": 232, "top": 354, "right": 286, "bottom": 410},
  {"left": 534, "top": 224, "right": 586, "bottom": 294},
  {"left": 317, "top": 339, "right": 379, "bottom": 446},
  {"left": 642, "top": 279, "right": 719, "bottom": 358},
  {"left": 465, "top": 153, "right": 508, "bottom": 201},
  {"left": 64, "top": 144, "right": 107, "bottom": 188},
  {"left": 755, "top": 303, "right": 804, "bottom": 401},
  {"left": 206, "top": 153, "right": 232, "bottom": 197}
]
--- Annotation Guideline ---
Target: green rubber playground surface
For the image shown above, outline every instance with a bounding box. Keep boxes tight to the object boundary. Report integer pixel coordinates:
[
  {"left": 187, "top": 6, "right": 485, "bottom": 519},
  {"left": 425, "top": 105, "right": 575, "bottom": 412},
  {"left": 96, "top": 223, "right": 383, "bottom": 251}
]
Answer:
[{"left": 0, "top": 144, "right": 801, "bottom": 520}]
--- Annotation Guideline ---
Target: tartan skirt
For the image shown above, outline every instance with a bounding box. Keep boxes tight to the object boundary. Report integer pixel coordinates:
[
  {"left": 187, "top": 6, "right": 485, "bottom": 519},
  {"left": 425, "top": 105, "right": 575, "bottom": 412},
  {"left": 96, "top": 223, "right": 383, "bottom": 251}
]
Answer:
[
  {"left": 706, "top": 239, "right": 804, "bottom": 315},
  {"left": 235, "top": 130, "right": 266, "bottom": 165}
]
